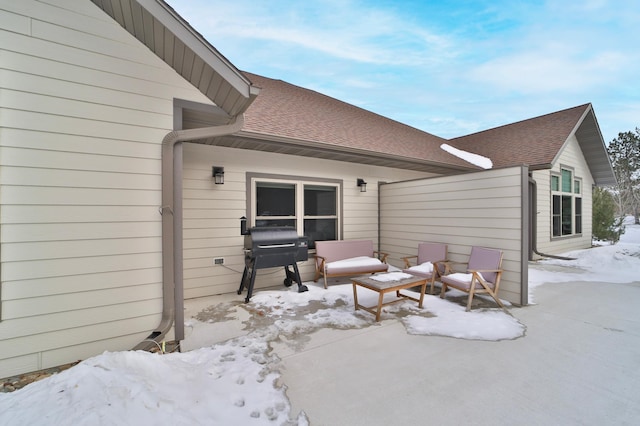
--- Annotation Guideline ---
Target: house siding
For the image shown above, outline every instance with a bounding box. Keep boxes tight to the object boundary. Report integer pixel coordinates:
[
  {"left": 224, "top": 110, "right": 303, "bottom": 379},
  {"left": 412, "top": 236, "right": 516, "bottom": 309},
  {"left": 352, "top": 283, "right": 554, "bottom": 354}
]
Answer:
[
  {"left": 380, "top": 166, "right": 528, "bottom": 305},
  {"left": 0, "top": 0, "right": 209, "bottom": 377},
  {"left": 533, "top": 135, "right": 594, "bottom": 256},
  {"left": 181, "top": 143, "right": 431, "bottom": 298}
]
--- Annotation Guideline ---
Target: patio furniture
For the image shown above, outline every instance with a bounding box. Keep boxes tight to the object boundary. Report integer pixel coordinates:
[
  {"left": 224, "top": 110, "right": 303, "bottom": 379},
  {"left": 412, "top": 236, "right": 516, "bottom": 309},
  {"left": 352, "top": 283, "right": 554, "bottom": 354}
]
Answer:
[
  {"left": 438, "top": 246, "right": 505, "bottom": 311},
  {"left": 351, "top": 273, "right": 427, "bottom": 321},
  {"left": 314, "top": 240, "right": 389, "bottom": 288},
  {"left": 401, "top": 242, "right": 448, "bottom": 295}
]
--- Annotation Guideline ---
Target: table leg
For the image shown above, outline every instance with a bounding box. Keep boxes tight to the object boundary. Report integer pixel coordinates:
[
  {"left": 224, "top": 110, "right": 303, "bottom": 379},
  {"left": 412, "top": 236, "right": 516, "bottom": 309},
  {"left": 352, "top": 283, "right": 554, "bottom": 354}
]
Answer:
[
  {"left": 418, "top": 281, "right": 427, "bottom": 308},
  {"left": 352, "top": 282, "right": 359, "bottom": 310},
  {"left": 376, "top": 291, "right": 385, "bottom": 321}
]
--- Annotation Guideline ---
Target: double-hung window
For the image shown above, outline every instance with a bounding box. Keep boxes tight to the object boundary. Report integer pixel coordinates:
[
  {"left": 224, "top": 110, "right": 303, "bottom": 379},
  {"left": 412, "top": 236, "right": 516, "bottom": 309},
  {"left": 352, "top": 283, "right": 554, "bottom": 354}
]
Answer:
[
  {"left": 251, "top": 175, "right": 340, "bottom": 248},
  {"left": 551, "top": 167, "right": 582, "bottom": 237}
]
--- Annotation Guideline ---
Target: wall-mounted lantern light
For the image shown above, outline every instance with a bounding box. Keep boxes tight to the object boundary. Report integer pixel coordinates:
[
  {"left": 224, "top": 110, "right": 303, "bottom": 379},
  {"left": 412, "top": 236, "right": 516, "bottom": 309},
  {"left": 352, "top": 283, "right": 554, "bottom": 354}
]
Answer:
[
  {"left": 357, "top": 178, "right": 367, "bottom": 192},
  {"left": 212, "top": 166, "right": 225, "bottom": 184}
]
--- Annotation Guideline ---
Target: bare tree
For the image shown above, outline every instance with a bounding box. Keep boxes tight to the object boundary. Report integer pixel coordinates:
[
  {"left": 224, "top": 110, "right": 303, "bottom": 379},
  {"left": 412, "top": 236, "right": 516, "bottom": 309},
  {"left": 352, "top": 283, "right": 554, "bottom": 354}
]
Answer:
[{"left": 607, "top": 128, "right": 640, "bottom": 224}]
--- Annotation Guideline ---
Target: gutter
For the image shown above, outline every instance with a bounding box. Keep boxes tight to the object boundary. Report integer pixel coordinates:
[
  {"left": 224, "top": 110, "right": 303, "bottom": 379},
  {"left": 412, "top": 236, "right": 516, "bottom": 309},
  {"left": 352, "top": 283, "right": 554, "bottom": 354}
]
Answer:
[
  {"left": 133, "top": 114, "right": 245, "bottom": 351},
  {"left": 235, "top": 130, "right": 476, "bottom": 174}
]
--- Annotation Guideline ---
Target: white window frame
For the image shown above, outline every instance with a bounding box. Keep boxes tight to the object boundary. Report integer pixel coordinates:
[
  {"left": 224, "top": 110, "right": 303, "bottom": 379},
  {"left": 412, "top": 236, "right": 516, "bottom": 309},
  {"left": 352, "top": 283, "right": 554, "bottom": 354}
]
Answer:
[
  {"left": 248, "top": 174, "right": 342, "bottom": 246},
  {"left": 551, "top": 167, "right": 582, "bottom": 238}
]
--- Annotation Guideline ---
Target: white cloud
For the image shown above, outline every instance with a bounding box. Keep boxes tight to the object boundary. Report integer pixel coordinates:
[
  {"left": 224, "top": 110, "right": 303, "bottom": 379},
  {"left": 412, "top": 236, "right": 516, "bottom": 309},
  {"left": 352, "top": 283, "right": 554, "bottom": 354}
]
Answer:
[
  {"left": 468, "top": 48, "right": 628, "bottom": 95},
  {"left": 167, "top": 0, "right": 640, "bottom": 145},
  {"left": 174, "top": 0, "right": 455, "bottom": 66}
]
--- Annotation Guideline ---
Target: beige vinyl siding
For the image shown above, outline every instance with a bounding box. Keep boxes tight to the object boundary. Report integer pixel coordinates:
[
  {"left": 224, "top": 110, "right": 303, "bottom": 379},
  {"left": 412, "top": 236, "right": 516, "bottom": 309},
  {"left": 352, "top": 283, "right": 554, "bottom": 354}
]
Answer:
[
  {"left": 534, "top": 135, "right": 594, "bottom": 256},
  {"left": 181, "top": 143, "right": 431, "bottom": 299},
  {"left": 0, "top": 0, "right": 209, "bottom": 377},
  {"left": 380, "top": 166, "right": 527, "bottom": 305}
]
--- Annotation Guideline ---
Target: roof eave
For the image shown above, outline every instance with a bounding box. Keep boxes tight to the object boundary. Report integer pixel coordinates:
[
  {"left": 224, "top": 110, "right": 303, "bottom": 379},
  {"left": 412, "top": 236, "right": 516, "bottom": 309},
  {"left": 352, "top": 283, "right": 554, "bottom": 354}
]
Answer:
[
  {"left": 567, "top": 105, "right": 617, "bottom": 187},
  {"left": 91, "top": 0, "right": 258, "bottom": 117},
  {"left": 210, "top": 130, "right": 478, "bottom": 175}
]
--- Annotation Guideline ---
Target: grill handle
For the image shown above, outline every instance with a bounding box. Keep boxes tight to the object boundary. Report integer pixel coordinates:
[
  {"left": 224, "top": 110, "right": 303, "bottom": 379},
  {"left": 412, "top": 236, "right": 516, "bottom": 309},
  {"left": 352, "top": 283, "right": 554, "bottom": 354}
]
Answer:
[
  {"left": 240, "top": 216, "right": 249, "bottom": 235},
  {"left": 257, "top": 243, "right": 296, "bottom": 249}
]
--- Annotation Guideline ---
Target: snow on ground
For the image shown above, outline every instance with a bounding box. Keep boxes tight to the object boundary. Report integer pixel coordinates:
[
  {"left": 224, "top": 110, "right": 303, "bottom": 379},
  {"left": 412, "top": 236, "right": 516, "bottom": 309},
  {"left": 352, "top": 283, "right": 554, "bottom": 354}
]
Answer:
[
  {"left": 2, "top": 218, "right": 639, "bottom": 425},
  {"left": 529, "top": 216, "right": 640, "bottom": 302}
]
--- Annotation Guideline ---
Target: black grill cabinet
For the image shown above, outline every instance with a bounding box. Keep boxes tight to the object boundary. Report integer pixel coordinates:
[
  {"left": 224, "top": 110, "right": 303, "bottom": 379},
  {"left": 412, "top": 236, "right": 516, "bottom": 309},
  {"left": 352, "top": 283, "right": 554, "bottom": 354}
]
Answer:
[{"left": 238, "top": 226, "right": 309, "bottom": 302}]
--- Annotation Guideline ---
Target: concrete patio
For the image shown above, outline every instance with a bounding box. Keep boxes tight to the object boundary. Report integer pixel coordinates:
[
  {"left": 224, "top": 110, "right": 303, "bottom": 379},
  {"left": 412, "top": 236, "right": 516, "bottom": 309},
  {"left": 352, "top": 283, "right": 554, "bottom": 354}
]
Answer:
[{"left": 183, "top": 276, "right": 640, "bottom": 425}]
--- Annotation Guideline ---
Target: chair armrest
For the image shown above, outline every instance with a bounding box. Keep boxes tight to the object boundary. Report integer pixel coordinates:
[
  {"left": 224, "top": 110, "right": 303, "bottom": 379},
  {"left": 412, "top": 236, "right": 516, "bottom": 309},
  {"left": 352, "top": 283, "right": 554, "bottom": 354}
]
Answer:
[
  {"left": 436, "top": 260, "right": 468, "bottom": 275},
  {"left": 313, "top": 254, "right": 327, "bottom": 271},
  {"left": 375, "top": 251, "right": 389, "bottom": 263},
  {"left": 401, "top": 255, "right": 418, "bottom": 269},
  {"left": 432, "top": 258, "right": 448, "bottom": 276}
]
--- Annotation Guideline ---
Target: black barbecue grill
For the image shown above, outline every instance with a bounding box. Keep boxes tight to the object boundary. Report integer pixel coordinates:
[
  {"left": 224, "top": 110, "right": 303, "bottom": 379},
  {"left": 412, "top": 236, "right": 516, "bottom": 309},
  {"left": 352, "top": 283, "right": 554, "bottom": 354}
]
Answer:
[{"left": 238, "top": 222, "right": 309, "bottom": 302}]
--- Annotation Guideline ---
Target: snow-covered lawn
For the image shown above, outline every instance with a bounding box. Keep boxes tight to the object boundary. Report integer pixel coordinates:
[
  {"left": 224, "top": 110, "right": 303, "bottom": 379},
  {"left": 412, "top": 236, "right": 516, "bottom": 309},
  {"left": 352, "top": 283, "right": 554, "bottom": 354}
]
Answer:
[{"left": 2, "top": 218, "right": 639, "bottom": 425}]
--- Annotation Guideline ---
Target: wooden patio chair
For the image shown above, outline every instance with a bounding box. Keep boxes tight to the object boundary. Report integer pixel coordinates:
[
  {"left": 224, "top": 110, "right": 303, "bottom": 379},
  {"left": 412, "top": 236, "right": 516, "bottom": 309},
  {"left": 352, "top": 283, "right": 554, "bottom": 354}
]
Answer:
[
  {"left": 438, "top": 246, "right": 505, "bottom": 311},
  {"left": 401, "top": 242, "right": 448, "bottom": 294}
]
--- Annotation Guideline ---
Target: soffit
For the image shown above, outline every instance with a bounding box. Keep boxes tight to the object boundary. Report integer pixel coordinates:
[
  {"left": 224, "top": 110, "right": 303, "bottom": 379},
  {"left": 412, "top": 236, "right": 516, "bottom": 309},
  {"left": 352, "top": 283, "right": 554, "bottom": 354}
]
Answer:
[
  {"left": 573, "top": 108, "right": 617, "bottom": 186},
  {"left": 90, "top": 0, "right": 258, "bottom": 117},
  {"left": 191, "top": 132, "right": 475, "bottom": 175}
]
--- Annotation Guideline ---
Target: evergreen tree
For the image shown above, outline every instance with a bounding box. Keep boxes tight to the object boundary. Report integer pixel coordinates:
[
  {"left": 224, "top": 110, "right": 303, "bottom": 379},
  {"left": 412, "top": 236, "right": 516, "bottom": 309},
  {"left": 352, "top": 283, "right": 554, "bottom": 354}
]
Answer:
[
  {"left": 592, "top": 187, "right": 624, "bottom": 243},
  {"left": 607, "top": 128, "right": 640, "bottom": 224}
]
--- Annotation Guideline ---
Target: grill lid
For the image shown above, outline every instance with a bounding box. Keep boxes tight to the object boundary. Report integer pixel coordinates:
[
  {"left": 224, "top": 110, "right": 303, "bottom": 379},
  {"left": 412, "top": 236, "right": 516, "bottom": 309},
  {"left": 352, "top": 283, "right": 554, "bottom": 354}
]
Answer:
[{"left": 244, "top": 226, "right": 300, "bottom": 250}]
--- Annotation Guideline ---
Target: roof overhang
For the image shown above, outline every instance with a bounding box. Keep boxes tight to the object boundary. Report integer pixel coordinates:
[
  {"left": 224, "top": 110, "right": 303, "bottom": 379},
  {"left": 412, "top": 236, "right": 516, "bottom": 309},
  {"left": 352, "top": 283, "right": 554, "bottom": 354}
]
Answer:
[
  {"left": 91, "top": 0, "right": 259, "bottom": 117},
  {"left": 568, "top": 106, "right": 617, "bottom": 186},
  {"left": 199, "top": 131, "right": 477, "bottom": 175}
]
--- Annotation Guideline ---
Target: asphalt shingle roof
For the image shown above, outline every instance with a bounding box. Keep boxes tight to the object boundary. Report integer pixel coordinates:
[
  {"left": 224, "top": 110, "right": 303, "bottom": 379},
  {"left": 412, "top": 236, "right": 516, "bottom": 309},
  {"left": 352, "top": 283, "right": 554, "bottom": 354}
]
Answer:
[
  {"left": 241, "top": 72, "right": 475, "bottom": 169},
  {"left": 449, "top": 104, "right": 591, "bottom": 169},
  {"left": 240, "top": 72, "right": 603, "bottom": 175}
]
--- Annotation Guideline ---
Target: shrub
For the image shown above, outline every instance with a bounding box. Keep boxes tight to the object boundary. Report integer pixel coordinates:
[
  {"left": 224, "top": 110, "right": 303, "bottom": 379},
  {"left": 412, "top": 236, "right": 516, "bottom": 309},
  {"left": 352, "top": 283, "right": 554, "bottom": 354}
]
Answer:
[{"left": 592, "top": 187, "right": 625, "bottom": 243}]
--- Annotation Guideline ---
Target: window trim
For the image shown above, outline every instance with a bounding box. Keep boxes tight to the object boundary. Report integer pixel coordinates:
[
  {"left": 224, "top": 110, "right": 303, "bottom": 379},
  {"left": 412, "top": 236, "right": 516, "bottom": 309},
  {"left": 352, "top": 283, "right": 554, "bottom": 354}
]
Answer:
[
  {"left": 573, "top": 178, "right": 582, "bottom": 195},
  {"left": 550, "top": 166, "right": 583, "bottom": 239},
  {"left": 246, "top": 172, "right": 343, "bottom": 242}
]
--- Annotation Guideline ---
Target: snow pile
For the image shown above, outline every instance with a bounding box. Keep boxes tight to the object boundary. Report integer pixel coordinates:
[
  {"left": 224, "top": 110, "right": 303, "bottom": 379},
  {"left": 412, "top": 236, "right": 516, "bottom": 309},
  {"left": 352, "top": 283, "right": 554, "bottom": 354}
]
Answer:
[
  {"left": 406, "top": 261, "right": 434, "bottom": 274},
  {"left": 440, "top": 143, "right": 493, "bottom": 169},
  {"left": 0, "top": 339, "right": 308, "bottom": 426},
  {"left": 403, "top": 295, "right": 524, "bottom": 341},
  {"left": 370, "top": 272, "right": 413, "bottom": 282}
]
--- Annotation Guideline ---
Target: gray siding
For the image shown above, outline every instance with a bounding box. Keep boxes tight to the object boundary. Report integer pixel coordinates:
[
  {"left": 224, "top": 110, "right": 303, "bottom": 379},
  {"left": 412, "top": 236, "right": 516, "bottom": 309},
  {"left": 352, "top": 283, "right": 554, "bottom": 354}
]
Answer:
[
  {"left": 380, "top": 166, "right": 528, "bottom": 305},
  {"left": 181, "top": 143, "right": 431, "bottom": 298},
  {"left": 0, "top": 0, "right": 208, "bottom": 377},
  {"left": 533, "top": 135, "right": 594, "bottom": 256}
]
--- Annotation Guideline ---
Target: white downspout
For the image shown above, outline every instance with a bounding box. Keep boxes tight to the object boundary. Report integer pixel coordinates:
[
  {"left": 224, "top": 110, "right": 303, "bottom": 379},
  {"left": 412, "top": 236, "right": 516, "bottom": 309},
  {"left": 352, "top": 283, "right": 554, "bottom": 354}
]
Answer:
[{"left": 133, "top": 114, "right": 245, "bottom": 351}]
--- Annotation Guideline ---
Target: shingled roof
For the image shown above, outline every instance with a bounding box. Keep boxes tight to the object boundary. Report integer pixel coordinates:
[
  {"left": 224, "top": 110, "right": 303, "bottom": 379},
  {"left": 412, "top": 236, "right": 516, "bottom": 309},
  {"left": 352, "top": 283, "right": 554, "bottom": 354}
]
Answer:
[
  {"left": 213, "top": 72, "right": 477, "bottom": 174},
  {"left": 449, "top": 104, "right": 590, "bottom": 168},
  {"left": 206, "top": 71, "right": 614, "bottom": 184},
  {"left": 448, "top": 104, "right": 616, "bottom": 186}
]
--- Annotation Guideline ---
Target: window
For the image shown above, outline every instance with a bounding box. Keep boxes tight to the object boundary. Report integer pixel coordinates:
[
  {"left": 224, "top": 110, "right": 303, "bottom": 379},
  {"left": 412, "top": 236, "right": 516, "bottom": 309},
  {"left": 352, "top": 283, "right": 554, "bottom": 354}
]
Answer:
[
  {"left": 575, "top": 197, "right": 582, "bottom": 234},
  {"left": 252, "top": 176, "right": 340, "bottom": 248},
  {"left": 551, "top": 168, "right": 582, "bottom": 237}
]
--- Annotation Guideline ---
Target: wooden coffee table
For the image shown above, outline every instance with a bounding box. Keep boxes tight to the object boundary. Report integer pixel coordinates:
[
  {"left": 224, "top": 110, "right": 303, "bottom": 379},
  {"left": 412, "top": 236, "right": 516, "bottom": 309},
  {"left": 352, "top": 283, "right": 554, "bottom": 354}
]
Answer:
[{"left": 351, "top": 274, "right": 428, "bottom": 321}]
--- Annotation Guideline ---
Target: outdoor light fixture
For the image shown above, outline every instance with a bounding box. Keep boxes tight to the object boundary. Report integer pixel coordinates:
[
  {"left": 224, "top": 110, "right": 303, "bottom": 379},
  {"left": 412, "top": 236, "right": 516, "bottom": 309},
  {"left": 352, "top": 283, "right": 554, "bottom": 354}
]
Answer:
[
  {"left": 212, "top": 166, "right": 225, "bottom": 184},
  {"left": 357, "top": 178, "right": 367, "bottom": 192}
]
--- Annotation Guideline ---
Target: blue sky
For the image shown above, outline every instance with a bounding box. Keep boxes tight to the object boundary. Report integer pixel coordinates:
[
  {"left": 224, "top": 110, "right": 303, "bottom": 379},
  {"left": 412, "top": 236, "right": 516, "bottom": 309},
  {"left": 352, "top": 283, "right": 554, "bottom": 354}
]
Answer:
[{"left": 167, "top": 0, "right": 639, "bottom": 143}]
